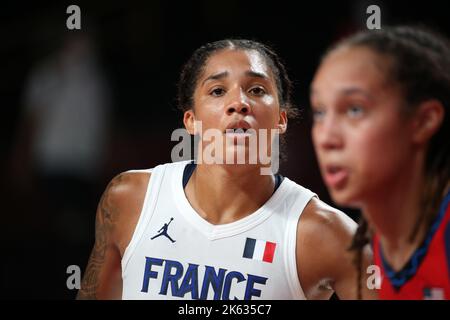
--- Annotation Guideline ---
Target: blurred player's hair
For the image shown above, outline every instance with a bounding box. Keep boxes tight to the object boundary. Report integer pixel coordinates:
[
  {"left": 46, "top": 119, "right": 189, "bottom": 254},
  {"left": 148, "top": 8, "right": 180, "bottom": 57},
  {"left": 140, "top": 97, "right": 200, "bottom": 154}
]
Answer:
[{"left": 322, "top": 25, "right": 450, "bottom": 299}]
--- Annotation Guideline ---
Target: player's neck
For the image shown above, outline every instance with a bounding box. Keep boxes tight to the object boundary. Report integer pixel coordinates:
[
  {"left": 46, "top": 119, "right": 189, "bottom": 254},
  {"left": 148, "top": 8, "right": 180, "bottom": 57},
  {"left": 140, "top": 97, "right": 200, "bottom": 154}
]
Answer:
[
  {"left": 184, "top": 163, "right": 275, "bottom": 225},
  {"left": 363, "top": 157, "right": 427, "bottom": 271}
]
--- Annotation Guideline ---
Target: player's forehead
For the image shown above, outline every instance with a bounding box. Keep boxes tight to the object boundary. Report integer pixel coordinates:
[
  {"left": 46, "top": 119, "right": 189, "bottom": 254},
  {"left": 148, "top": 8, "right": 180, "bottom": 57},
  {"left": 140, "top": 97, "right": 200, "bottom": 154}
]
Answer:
[
  {"left": 198, "top": 48, "right": 274, "bottom": 84},
  {"left": 311, "top": 46, "right": 392, "bottom": 100}
]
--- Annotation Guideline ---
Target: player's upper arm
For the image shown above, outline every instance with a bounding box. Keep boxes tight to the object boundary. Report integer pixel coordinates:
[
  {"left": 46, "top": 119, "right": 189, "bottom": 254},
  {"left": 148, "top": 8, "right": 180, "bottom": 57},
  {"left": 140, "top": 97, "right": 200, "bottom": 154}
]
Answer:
[
  {"left": 77, "top": 171, "right": 150, "bottom": 299},
  {"left": 297, "top": 197, "right": 377, "bottom": 300}
]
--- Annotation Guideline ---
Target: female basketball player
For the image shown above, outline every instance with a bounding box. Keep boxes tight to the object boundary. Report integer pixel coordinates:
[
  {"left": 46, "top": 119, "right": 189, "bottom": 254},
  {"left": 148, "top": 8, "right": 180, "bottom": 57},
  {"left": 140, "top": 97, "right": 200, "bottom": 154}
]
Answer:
[
  {"left": 78, "top": 39, "right": 374, "bottom": 300},
  {"left": 310, "top": 26, "right": 450, "bottom": 299}
]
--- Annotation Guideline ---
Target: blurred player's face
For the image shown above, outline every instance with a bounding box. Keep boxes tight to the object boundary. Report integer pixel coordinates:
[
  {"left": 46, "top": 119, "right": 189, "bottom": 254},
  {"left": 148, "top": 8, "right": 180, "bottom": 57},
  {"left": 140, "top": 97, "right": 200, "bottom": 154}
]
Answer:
[
  {"left": 184, "top": 49, "right": 287, "bottom": 165},
  {"left": 311, "top": 46, "right": 415, "bottom": 207}
]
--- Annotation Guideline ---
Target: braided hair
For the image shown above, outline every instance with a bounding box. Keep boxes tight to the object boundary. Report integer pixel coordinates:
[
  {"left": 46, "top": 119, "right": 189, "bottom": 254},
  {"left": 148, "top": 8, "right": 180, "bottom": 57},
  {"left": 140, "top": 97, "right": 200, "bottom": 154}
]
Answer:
[{"left": 324, "top": 25, "right": 450, "bottom": 299}]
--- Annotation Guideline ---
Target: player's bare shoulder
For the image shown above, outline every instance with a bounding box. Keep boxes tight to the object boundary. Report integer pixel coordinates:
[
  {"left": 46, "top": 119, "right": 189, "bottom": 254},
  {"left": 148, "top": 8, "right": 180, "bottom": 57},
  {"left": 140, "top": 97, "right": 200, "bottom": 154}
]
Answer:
[
  {"left": 299, "top": 197, "right": 357, "bottom": 241},
  {"left": 107, "top": 170, "right": 151, "bottom": 256},
  {"left": 76, "top": 170, "right": 150, "bottom": 299},
  {"left": 296, "top": 197, "right": 358, "bottom": 299}
]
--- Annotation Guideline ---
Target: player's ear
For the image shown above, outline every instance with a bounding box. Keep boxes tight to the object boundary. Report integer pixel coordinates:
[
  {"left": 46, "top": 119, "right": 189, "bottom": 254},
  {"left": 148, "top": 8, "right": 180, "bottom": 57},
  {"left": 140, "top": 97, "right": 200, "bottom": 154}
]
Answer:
[
  {"left": 411, "top": 99, "right": 444, "bottom": 145},
  {"left": 278, "top": 110, "right": 288, "bottom": 134},
  {"left": 183, "top": 109, "right": 196, "bottom": 135}
]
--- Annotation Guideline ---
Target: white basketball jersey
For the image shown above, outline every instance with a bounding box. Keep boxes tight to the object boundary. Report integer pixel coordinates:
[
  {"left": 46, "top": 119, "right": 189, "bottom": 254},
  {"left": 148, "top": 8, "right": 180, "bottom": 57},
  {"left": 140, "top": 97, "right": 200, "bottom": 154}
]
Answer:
[{"left": 121, "top": 161, "right": 316, "bottom": 300}]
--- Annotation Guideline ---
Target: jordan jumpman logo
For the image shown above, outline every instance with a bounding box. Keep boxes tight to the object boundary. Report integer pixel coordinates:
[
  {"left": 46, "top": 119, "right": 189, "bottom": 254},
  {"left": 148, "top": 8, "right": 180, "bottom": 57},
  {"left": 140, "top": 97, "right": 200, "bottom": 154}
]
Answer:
[{"left": 151, "top": 217, "right": 176, "bottom": 243}]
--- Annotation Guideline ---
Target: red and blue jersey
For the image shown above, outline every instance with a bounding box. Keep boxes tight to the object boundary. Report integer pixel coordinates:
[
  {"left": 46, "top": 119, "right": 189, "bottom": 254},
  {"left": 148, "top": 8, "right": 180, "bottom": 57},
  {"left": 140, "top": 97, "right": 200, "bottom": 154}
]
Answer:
[{"left": 373, "top": 192, "right": 450, "bottom": 300}]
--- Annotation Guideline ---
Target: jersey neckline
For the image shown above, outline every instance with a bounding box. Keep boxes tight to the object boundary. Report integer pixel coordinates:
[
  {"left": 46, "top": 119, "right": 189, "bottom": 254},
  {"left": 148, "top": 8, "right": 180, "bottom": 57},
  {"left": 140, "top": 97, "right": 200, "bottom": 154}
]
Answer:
[
  {"left": 172, "top": 160, "right": 292, "bottom": 240},
  {"left": 378, "top": 191, "right": 450, "bottom": 290}
]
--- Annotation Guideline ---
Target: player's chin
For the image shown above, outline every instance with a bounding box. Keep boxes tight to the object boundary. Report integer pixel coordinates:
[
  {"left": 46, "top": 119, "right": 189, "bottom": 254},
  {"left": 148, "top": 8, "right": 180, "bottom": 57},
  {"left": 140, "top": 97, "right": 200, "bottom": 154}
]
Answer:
[{"left": 328, "top": 186, "right": 360, "bottom": 208}]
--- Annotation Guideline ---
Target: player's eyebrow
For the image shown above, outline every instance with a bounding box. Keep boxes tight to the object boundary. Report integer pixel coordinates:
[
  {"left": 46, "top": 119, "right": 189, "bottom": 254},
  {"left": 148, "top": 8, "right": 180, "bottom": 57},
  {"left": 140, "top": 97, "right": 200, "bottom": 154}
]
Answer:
[
  {"left": 339, "top": 87, "right": 373, "bottom": 99},
  {"left": 245, "top": 70, "right": 269, "bottom": 80},
  {"left": 202, "top": 71, "right": 228, "bottom": 86},
  {"left": 202, "top": 70, "right": 270, "bottom": 86},
  {"left": 310, "top": 86, "right": 374, "bottom": 99}
]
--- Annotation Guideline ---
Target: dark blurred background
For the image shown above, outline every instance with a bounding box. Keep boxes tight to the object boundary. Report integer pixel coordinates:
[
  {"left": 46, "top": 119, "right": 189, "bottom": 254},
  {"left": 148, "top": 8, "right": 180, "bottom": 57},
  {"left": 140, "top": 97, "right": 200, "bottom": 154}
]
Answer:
[{"left": 1, "top": 0, "right": 448, "bottom": 299}]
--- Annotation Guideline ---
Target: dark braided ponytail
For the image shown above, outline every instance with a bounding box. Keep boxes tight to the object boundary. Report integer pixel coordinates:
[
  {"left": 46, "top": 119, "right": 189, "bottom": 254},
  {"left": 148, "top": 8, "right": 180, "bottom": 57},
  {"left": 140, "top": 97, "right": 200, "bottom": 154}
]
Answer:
[{"left": 324, "top": 25, "right": 450, "bottom": 299}]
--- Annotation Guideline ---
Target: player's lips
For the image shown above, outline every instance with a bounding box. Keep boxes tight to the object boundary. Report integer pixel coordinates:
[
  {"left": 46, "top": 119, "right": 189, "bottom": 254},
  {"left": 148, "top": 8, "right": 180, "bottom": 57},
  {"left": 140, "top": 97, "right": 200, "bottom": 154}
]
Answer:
[
  {"left": 322, "top": 165, "right": 349, "bottom": 189},
  {"left": 224, "top": 120, "right": 254, "bottom": 139},
  {"left": 224, "top": 120, "right": 252, "bottom": 134}
]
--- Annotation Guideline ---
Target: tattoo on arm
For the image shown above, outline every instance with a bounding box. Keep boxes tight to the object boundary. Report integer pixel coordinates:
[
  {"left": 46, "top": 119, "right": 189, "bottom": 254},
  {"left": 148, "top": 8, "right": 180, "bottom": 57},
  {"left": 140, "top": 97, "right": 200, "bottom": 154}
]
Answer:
[{"left": 76, "top": 175, "right": 122, "bottom": 300}]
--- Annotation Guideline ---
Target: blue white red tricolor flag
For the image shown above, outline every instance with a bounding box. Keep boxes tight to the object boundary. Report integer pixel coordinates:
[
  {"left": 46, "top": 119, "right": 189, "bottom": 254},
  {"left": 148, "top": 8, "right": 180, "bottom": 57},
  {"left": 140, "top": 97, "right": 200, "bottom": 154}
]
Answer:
[{"left": 243, "top": 237, "right": 276, "bottom": 263}]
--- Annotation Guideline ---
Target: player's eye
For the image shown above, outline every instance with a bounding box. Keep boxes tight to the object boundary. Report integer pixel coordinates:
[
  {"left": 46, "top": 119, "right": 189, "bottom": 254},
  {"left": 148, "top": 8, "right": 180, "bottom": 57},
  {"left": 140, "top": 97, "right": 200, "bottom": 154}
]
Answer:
[
  {"left": 347, "top": 105, "right": 364, "bottom": 118},
  {"left": 312, "top": 107, "right": 325, "bottom": 122},
  {"left": 210, "top": 87, "right": 226, "bottom": 97},
  {"left": 248, "top": 86, "right": 266, "bottom": 96}
]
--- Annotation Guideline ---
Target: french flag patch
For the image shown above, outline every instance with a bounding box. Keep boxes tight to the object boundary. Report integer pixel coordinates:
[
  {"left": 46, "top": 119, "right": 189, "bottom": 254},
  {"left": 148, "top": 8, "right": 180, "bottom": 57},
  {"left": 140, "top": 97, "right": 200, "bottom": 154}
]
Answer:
[{"left": 243, "top": 237, "right": 276, "bottom": 263}]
